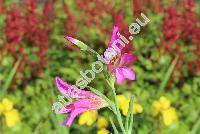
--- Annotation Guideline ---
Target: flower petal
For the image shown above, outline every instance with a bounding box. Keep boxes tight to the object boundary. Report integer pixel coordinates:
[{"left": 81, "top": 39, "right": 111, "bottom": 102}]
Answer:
[
  {"left": 108, "top": 26, "right": 123, "bottom": 51},
  {"left": 115, "top": 67, "right": 136, "bottom": 84},
  {"left": 121, "top": 67, "right": 136, "bottom": 80},
  {"left": 73, "top": 98, "right": 107, "bottom": 110},
  {"left": 63, "top": 108, "right": 88, "bottom": 127},
  {"left": 115, "top": 68, "right": 124, "bottom": 84},
  {"left": 55, "top": 77, "right": 95, "bottom": 99},
  {"left": 73, "top": 99, "right": 95, "bottom": 109},
  {"left": 108, "top": 26, "right": 119, "bottom": 47},
  {"left": 119, "top": 53, "right": 136, "bottom": 66},
  {"left": 55, "top": 77, "right": 74, "bottom": 97}
]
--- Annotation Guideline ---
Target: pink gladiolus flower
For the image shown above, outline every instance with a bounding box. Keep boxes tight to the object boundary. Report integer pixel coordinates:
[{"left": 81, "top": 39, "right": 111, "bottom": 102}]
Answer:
[
  {"left": 55, "top": 77, "right": 108, "bottom": 127},
  {"left": 106, "top": 26, "right": 136, "bottom": 84}
]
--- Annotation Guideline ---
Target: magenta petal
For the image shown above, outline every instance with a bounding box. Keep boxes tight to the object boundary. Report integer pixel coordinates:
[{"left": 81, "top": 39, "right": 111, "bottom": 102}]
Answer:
[
  {"left": 115, "top": 68, "right": 125, "bottom": 84},
  {"left": 55, "top": 77, "right": 95, "bottom": 99},
  {"left": 78, "top": 90, "right": 96, "bottom": 99},
  {"left": 74, "top": 99, "right": 92, "bottom": 107},
  {"left": 119, "top": 53, "right": 136, "bottom": 66},
  {"left": 108, "top": 26, "right": 119, "bottom": 47},
  {"left": 55, "top": 77, "right": 74, "bottom": 97},
  {"left": 108, "top": 26, "right": 123, "bottom": 50},
  {"left": 63, "top": 108, "right": 88, "bottom": 127},
  {"left": 115, "top": 67, "right": 136, "bottom": 84},
  {"left": 121, "top": 67, "right": 136, "bottom": 80},
  {"left": 59, "top": 99, "right": 93, "bottom": 114},
  {"left": 62, "top": 99, "right": 101, "bottom": 126}
]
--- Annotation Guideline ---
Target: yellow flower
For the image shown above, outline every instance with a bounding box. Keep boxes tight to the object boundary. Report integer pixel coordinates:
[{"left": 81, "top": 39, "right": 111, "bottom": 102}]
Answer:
[
  {"left": 78, "top": 110, "right": 97, "bottom": 126},
  {"left": 159, "top": 96, "right": 171, "bottom": 110},
  {"left": 152, "top": 101, "right": 162, "bottom": 111},
  {"left": 133, "top": 104, "right": 143, "bottom": 114},
  {"left": 152, "top": 96, "right": 177, "bottom": 125},
  {"left": 117, "top": 95, "right": 129, "bottom": 116},
  {"left": 4, "top": 109, "right": 20, "bottom": 128},
  {"left": 117, "top": 95, "right": 129, "bottom": 108},
  {"left": 117, "top": 95, "right": 143, "bottom": 116},
  {"left": 97, "top": 128, "right": 109, "bottom": 134},
  {"left": 161, "top": 107, "right": 177, "bottom": 126},
  {"left": 121, "top": 103, "right": 129, "bottom": 116},
  {"left": 117, "top": 95, "right": 130, "bottom": 116},
  {"left": 97, "top": 116, "right": 108, "bottom": 129},
  {"left": 0, "top": 98, "right": 13, "bottom": 114},
  {"left": 152, "top": 100, "right": 162, "bottom": 116},
  {"left": 152, "top": 96, "right": 171, "bottom": 116}
]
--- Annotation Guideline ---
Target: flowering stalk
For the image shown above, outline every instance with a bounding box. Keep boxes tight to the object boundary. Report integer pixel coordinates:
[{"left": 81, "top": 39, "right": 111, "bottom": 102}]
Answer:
[
  {"left": 107, "top": 79, "right": 126, "bottom": 134},
  {"left": 111, "top": 82, "right": 126, "bottom": 134},
  {"left": 56, "top": 26, "right": 136, "bottom": 133}
]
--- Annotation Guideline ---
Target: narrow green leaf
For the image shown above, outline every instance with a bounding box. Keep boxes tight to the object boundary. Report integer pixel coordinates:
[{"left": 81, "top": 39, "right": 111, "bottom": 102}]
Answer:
[
  {"left": 129, "top": 114, "right": 134, "bottom": 134},
  {"left": 125, "top": 96, "right": 134, "bottom": 133},
  {"left": 109, "top": 117, "right": 119, "bottom": 134},
  {"left": 157, "top": 56, "right": 179, "bottom": 97},
  {"left": 0, "top": 59, "right": 20, "bottom": 99}
]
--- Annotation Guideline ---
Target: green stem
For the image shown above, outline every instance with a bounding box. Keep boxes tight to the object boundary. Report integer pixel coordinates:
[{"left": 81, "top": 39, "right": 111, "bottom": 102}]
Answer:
[
  {"left": 129, "top": 96, "right": 134, "bottom": 134},
  {"left": 109, "top": 117, "right": 119, "bottom": 134},
  {"left": 107, "top": 81, "right": 126, "bottom": 134},
  {"left": 126, "top": 96, "right": 134, "bottom": 133}
]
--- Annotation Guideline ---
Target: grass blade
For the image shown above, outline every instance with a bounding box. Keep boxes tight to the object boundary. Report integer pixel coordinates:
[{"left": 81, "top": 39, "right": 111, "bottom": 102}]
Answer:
[
  {"left": 157, "top": 56, "right": 178, "bottom": 97},
  {"left": 0, "top": 59, "right": 20, "bottom": 99}
]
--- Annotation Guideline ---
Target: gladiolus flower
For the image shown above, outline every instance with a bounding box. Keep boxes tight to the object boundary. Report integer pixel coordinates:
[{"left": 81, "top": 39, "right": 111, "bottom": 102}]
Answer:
[
  {"left": 65, "top": 26, "right": 136, "bottom": 84},
  {"left": 55, "top": 77, "right": 109, "bottom": 127},
  {"left": 105, "top": 26, "right": 136, "bottom": 84}
]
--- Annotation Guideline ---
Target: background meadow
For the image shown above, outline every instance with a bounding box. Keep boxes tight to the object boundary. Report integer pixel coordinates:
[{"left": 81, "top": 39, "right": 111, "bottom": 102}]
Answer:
[{"left": 0, "top": 0, "right": 200, "bottom": 133}]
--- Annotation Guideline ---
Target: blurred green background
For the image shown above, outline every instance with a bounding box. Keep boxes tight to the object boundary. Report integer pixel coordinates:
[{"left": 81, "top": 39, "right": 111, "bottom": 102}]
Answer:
[{"left": 0, "top": 0, "right": 200, "bottom": 133}]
